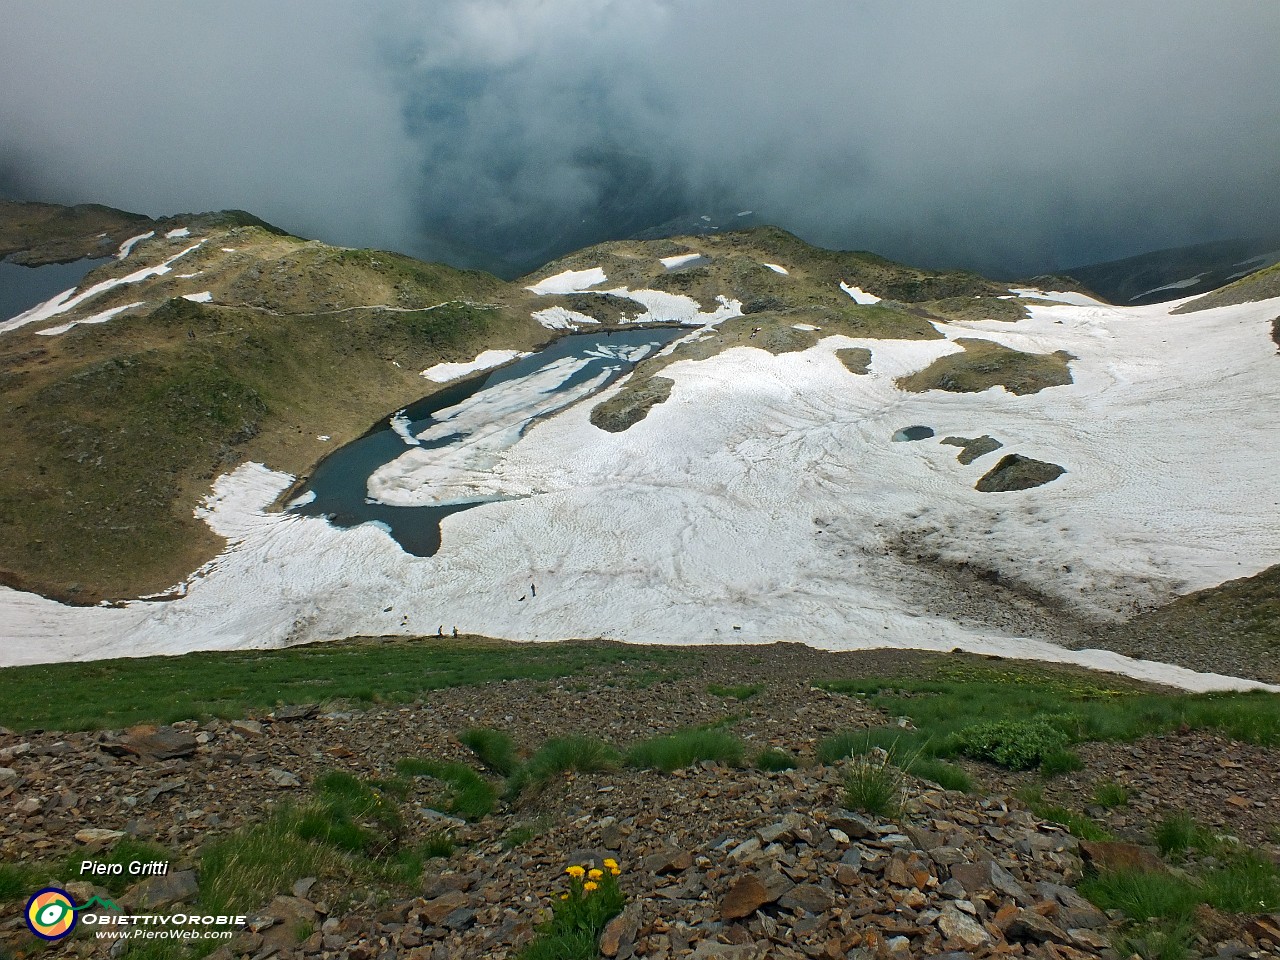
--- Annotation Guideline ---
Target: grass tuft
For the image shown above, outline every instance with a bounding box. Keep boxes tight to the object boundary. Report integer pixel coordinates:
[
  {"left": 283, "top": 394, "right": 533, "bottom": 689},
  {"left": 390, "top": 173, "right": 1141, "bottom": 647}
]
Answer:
[
  {"left": 907, "top": 757, "right": 972, "bottom": 792},
  {"left": 1153, "top": 812, "right": 1204, "bottom": 858},
  {"left": 1093, "top": 780, "right": 1131, "bottom": 809},
  {"left": 755, "top": 748, "right": 799, "bottom": 772},
  {"left": 1113, "top": 919, "right": 1197, "bottom": 960},
  {"left": 707, "top": 683, "right": 763, "bottom": 701},
  {"left": 1039, "top": 747, "right": 1085, "bottom": 778},
  {"left": 1078, "top": 869, "right": 1200, "bottom": 923},
  {"left": 458, "top": 728, "right": 519, "bottom": 777},
  {"left": 843, "top": 750, "right": 905, "bottom": 818},
  {"left": 626, "top": 728, "right": 743, "bottom": 773},
  {"left": 397, "top": 758, "right": 496, "bottom": 821}
]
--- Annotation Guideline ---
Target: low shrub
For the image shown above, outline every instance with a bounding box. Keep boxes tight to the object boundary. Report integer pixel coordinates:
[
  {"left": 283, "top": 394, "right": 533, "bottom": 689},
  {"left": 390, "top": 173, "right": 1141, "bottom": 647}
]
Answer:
[{"left": 952, "top": 717, "right": 1069, "bottom": 770}]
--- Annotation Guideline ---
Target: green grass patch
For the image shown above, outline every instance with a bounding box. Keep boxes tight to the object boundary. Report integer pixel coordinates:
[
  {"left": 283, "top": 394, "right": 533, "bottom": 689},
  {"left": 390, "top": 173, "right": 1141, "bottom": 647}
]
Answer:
[
  {"left": 626, "top": 728, "right": 744, "bottom": 773},
  {"left": 1017, "top": 788, "right": 1113, "bottom": 841},
  {"left": 755, "top": 748, "right": 799, "bottom": 772},
  {"left": 458, "top": 727, "right": 519, "bottom": 777},
  {"left": 503, "top": 818, "right": 551, "bottom": 849},
  {"left": 818, "top": 664, "right": 1280, "bottom": 754},
  {"left": 420, "top": 831, "right": 456, "bottom": 860},
  {"left": 1078, "top": 869, "right": 1201, "bottom": 922},
  {"left": 1153, "top": 812, "right": 1203, "bottom": 858},
  {"left": 1201, "top": 853, "right": 1280, "bottom": 913},
  {"left": 1092, "top": 780, "right": 1131, "bottom": 809},
  {"left": 59, "top": 839, "right": 174, "bottom": 895},
  {"left": 397, "top": 758, "right": 496, "bottom": 821},
  {"left": 1039, "top": 747, "right": 1085, "bottom": 778},
  {"left": 906, "top": 757, "right": 972, "bottom": 792},
  {"left": 816, "top": 726, "right": 928, "bottom": 765},
  {"left": 707, "top": 683, "right": 763, "bottom": 701},
  {"left": 0, "top": 638, "right": 686, "bottom": 732},
  {"left": 524, "top": 736, "right": 620, "bottom": 784},
  {"left": 200, "top": 811, "right": 335, "bottom": 916},
  {"left": 0, "top": 863, "right": 39, "bottom": 904},
  {"left": 1113, "top": 920, "right": 1197, "bottom": 960}
]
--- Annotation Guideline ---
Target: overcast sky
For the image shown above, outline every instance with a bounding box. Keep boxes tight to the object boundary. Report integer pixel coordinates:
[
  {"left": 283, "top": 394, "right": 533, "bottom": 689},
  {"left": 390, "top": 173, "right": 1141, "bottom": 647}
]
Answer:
[{"left": 3, "top": 1, "right": 1278, "bottom": 277}]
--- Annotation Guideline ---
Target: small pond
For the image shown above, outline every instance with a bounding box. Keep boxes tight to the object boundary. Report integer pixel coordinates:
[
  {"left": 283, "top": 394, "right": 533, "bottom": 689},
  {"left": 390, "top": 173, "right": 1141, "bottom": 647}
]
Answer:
[
  {"left": 289, "top": 327, "right": 681, "bottom": 556},
  {"left": 892, "top": 425, "right": 935, "bottom": 442}
]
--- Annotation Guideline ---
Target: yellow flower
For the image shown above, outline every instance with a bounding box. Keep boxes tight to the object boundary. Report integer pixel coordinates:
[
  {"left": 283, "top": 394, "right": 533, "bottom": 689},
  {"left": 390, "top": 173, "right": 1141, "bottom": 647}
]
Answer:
[
  {"left": 583, "top": 881, "right": 598, "bottom": 892},
  {"left": 610, "top": 867, "right": 621, "bottom": 876},
  {"left": 560, "top": 893, "right": 569, "bottom": 900},
  {"left": 603, "top": 858, "right": 618, "bottom": 870},
  {"left": 588, "top": 868, "right": 604, "bottom": 880},
  {"left": 565, "top": 865, "right": 585, "bottom": 879}
]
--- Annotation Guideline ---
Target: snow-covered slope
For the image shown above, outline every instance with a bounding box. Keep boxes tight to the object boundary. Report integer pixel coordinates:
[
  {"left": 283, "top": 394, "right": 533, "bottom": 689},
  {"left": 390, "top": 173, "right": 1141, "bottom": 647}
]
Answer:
[{"left": 2, "top": 284, "right": 1277, "bottom": 692}]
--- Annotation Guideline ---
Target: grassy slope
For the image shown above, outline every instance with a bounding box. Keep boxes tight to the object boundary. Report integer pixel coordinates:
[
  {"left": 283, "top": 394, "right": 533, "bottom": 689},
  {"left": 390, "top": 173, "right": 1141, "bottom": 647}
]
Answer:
[
  {"left": 1091, "top": 565, "right": 1280, "bottom": 684},
  {"left": 1173, "top": 261, "right": 1280, "bottom": 313},
  {"left": 897, "top": 337, "right": 1075, "bottom": 396},
  {"left": 0, "top": 200, "right": 153, "bottom": 265},
  {"left": 0, "top": 226, "right": 545, "bottom": 600}
]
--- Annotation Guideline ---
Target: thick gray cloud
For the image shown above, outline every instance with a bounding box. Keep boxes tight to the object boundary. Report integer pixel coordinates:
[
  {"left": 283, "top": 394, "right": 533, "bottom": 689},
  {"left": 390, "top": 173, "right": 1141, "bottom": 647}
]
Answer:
[{"left": 3, "top": 1, "right": 1279, "bottom": 277}]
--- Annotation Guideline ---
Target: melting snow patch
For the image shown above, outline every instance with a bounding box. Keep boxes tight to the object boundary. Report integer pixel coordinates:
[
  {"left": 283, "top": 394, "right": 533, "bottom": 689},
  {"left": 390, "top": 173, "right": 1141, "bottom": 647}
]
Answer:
[
  {"left": 792, "top": 323, "right": 819, "bottom": 331},
  {"left": 421, "top": 348, "right": 529, "bottom": 383},
  {"left": 525, "top": 267, "right": 607, "bottom": 295},
  {"left": 221, "top": 247, "right": 237, "bottom": 253},
  {"left": 605, "top": 289, "right": 743, "bottom": 326},
  {"left": 1008, "top": 288, "right": 1105, "bottom": 306},
  {"left": 1130, "top": 274, "right": 1207, "bottom": 301},
  {"left": 36, "top": 301, "right": 146, "bottom": 336},
  {"left": 182, "top": 291, "right": 213, "bottom": 303},
  {"left": 1, "top": 289, "right": 75, "bottom": 333},
  {"left": 316, "top": 435, "right": 330, "bottom": 442},
  {"left": 389, "top": 410, "right": 421, "bottom": 446},
  {"left": 286, "top": 490, "right": 317, "bottom": 509},
  {"left": 165, "top": 227, "right": 191, "bottom": 239},
  {"left": 116, "top": 231, "right": 154, "bottom": 259},
  {"left": 1, "top": 240, "right": 206, "bottom": 336},
  {"left": 660, "top": 253, "right": 704, "bottom": 269},
  {"left": 763, "top": 263, "right": 789, "bottom": 275},
  {"left": 532, "top": 306, "right": 600, "bottom": 330},
  {"left": 840, "top": 282, "right": 881, "bottom": 305}
]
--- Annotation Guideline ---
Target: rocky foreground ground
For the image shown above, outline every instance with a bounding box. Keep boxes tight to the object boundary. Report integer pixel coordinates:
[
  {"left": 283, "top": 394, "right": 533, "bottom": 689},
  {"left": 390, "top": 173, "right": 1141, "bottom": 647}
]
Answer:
[{"left": 1, "top": 645, "right": 1278, "bottom": 960}]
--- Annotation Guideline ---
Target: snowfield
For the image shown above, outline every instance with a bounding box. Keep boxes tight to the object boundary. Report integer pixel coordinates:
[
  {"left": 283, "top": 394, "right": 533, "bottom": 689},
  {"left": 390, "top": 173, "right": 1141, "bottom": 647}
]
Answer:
[
  {"left": 1, "top": 290, "right": 1278, "bottom": 692},
  {"left": 420, "top": 348, "right": 529, "bottom": 383}
]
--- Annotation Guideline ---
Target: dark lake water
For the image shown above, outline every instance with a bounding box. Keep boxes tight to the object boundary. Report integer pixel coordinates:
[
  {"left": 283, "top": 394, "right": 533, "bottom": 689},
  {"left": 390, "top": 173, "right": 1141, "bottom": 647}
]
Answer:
[
  {"left": 289, "top": 327, "right": 681, "bottom": 556},
  {"left": 0, "top": 257, "right": 110, "bottom": 323},
  {"left": 892, "top": 425, "right": 935, "bottom": 442}
]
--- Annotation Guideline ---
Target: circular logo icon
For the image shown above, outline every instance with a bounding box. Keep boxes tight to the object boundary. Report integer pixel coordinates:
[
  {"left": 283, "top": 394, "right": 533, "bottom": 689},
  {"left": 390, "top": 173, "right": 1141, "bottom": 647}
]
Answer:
[{"left": 26, "top": 887, "right": 78, "bottom": 941}]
